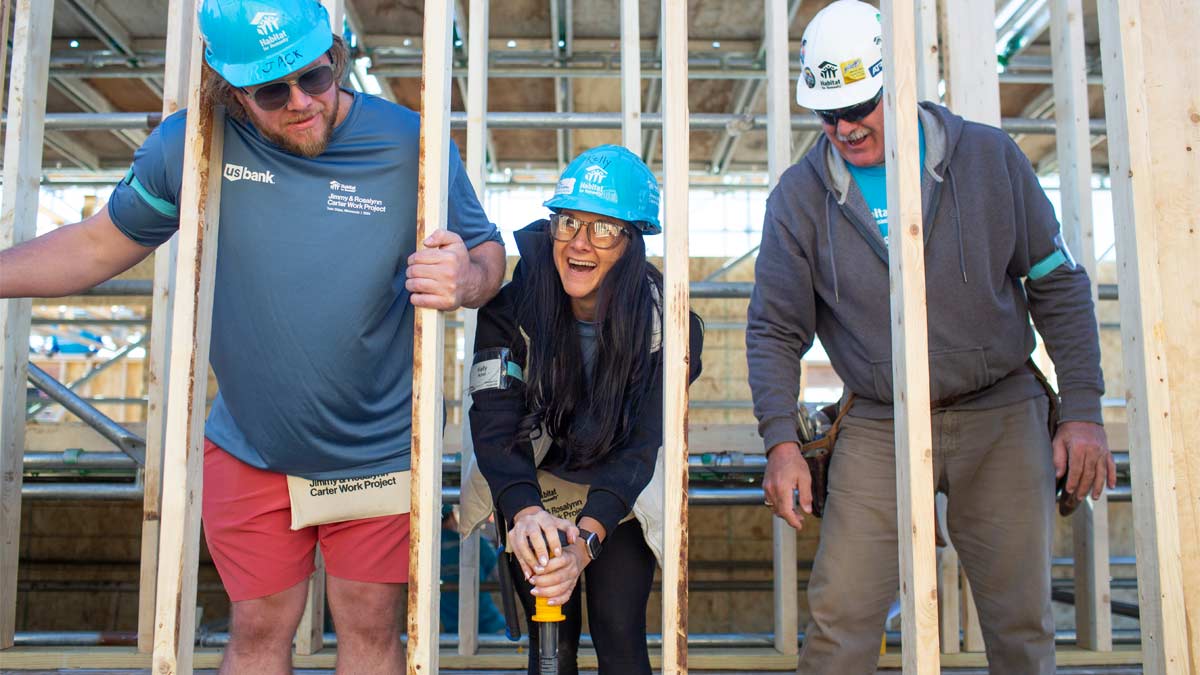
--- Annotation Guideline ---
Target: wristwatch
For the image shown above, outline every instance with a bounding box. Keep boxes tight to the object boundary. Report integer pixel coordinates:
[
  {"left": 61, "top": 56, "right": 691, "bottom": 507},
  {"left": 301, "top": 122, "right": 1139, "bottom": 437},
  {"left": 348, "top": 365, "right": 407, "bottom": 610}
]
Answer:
[{"left": 578, "top": 528, "right": 602, "bottom": 561}]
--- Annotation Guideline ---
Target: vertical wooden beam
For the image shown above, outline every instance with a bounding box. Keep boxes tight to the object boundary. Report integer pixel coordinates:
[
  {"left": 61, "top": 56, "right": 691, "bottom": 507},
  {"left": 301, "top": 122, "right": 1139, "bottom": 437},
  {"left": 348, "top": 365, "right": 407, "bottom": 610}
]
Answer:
[
  {"left": 1098, "top": 2, "right": 1193, "bottom": 672},
  {"left": 408, "top": 1, "right": 453, "bottom": 673},
  {"left": 914, "top": 0, "right": 939, "bottom": 102},
  {"left": 880, "top": 1, "right": 940, "bottom": 671},
  {"left": 763, "top": 0, "right": 797, "bottom": 657},
  {"left": 151, "top": 17, "right": 224, "bottom": 674},
  {"left": 456, "top": 0, "right": 489, "bottom": 656},
  {"left": 1127, "top": 4, "right": 1200, "bottom": 671},
  {"left": 937, "top": 0, "right": 999, "bottom": 124},
  {"left": 295, "top": 550, "right": 326, "bottom": 655},
  {"left": 289, "top": 2, "right": 346, "bottom": 656},
  {"left": 138, "top": 0, "right": 193, "bottom": 653},
  {"left": 960, "top": 566, "right": 984, "bottom": 652},
  {"left": 1049, "top": 0, "right": 1111, "bottom": 653},
  {"left": 659, "top": 1, "right": 689, "bottom": 673},
  {"left": 0, "top": 0, "right": 12, "bottom": 114},
  {"left": 620, "top": 0, "right": 641, "bottom": 152},
  {"left": 0, "top": 0, "right": 52, "bottom": 650},
  {"left": 935, "top": 495, "right": 960, "bottom": 654}
]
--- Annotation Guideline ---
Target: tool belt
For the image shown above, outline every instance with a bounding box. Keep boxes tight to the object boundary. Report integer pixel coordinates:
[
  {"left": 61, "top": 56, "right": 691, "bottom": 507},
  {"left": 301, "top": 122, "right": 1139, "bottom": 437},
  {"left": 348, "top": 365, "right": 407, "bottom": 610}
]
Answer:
[{"left": 797, "top": 359, "right": 1076, "bottom": 523}]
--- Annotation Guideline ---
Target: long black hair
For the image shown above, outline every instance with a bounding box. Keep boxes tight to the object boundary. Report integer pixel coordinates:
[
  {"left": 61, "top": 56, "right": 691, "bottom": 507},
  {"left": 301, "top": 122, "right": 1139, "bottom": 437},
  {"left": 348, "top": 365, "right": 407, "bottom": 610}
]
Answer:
[{"left": 515, "top": 219, "right": 663, "bottom": 470}]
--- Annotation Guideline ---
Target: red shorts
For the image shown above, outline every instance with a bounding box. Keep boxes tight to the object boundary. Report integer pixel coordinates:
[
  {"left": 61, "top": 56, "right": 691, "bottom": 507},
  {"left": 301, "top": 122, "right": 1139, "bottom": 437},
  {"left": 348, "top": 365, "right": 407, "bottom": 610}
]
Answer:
[{"left": 201, "top": 439, "right": 410, "bottom": 602}]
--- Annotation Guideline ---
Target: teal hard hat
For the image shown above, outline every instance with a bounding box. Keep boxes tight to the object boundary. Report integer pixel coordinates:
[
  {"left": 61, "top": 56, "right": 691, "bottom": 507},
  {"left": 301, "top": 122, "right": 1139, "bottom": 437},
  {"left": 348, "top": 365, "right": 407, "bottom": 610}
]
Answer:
[
  {"left": 198, "top": 0, "right": 333, "bottom": 88},
  {"left": 544, "top": 145, "right": 662, "bottom": 234}
]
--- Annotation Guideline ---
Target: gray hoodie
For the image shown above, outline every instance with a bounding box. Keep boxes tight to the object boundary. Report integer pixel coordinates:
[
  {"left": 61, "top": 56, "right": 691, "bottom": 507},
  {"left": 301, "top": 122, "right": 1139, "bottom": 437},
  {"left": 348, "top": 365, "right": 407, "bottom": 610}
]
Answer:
[{"left": 746, "top": 102, "right": 1103, "bottom": 453}]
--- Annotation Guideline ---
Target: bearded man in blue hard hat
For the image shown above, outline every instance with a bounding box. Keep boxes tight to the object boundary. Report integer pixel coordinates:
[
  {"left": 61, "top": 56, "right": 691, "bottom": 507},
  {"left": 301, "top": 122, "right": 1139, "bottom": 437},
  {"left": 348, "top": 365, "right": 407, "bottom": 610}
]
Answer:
[
  {"left": 747, "top": 1, "right": 1114, "bottom": 673},
  {"left": 0, "top": 1, "right": 505, "bottom": 672}
]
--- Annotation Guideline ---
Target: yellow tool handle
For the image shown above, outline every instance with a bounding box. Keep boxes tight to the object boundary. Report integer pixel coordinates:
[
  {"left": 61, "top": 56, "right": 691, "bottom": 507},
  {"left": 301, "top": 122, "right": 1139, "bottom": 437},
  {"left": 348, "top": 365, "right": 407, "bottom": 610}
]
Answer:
[{"left": 533, "top": 595, "right": 565, "bottom": 623}]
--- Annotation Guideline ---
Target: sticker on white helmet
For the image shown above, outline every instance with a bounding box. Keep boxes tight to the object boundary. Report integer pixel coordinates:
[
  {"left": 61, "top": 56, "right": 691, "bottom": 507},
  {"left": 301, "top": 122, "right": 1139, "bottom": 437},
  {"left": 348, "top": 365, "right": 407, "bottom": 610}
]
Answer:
[
  {"left": 804, "top": 67, "right": 816, "bottom": 89},
  {"left": 841, "top": 58, "right": 866, "bottom": 84},
  {"left": 869, "top": 60, "right": 883, "bottom": 78},
  {"left": 817, "top": 61, "right": 842, "bottom": 89},
  {"left": 800, "top": 39, "right": 807, "bottom": 65}
]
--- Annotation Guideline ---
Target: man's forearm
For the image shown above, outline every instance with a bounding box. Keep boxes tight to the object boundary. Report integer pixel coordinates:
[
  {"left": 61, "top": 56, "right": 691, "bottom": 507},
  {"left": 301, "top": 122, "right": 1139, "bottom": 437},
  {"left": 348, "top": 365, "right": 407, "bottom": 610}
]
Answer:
[
  {"left": 1, "top": 212, "right": 154, "bottom": 299},
  {"left": 460, "top": 241, "right": 506, "bottom": 309},
  {"left": 1, "top": 227, "right": 115, "bottom": 298}
]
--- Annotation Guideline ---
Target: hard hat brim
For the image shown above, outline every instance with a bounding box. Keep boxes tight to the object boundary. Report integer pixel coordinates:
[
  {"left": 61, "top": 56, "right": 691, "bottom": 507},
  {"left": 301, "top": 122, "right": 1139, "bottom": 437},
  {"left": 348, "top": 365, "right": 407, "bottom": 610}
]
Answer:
[
  {"left": 543, "top": 194, "right": 662, "bottom": 235},
  {"left": 207, "top": 28, "right": 333, "bottom": 89}
]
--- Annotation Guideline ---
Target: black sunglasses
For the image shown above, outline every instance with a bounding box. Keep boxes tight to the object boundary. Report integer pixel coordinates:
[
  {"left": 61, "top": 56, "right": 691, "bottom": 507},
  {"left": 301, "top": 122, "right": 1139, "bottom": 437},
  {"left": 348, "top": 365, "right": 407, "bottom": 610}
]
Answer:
[
  {"left": 243, "top": 63, "right": 336, "bottom": 111},
  {"left": 814, "top": 88, "right": 884, "bottom": 126}
]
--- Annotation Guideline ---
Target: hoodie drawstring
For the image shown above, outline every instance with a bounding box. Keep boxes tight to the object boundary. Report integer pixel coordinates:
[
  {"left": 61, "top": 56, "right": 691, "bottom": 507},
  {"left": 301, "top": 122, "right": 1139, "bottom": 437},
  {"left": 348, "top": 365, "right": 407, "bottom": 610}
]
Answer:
[
  {"left": 946, "top": 165, "right": 967, "bottom": 284},
  {"left": 824, "top": 192, "right": 841, "bottom": 303}
]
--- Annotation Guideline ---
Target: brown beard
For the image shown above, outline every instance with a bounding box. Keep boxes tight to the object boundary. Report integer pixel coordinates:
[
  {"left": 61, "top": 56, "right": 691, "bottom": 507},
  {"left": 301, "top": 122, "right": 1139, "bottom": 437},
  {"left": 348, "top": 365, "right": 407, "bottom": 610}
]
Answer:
[{"left": 252, "top": 92, "right": 340, "bottom": 158}]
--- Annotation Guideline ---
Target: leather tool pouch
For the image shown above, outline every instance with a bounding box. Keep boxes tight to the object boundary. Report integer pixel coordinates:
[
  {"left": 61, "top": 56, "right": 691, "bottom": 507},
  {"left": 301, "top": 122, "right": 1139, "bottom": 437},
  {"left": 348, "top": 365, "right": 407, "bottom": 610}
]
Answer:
[{"left": 797, "top": 395, "right": 856, "bottom": 519}]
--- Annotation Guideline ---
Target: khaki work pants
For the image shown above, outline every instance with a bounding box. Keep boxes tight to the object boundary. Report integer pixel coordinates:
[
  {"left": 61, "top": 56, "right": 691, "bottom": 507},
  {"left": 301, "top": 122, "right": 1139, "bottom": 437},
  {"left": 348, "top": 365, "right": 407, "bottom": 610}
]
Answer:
[{"left": 797, "top": 396, "right": 1056, "bottom": 675}]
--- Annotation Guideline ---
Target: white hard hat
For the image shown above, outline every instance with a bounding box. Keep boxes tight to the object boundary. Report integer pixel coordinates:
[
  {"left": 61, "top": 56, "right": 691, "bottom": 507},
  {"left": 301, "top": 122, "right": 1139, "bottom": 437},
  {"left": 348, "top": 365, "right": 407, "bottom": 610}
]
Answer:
[{"left": 795, "top": 0, "right": 884, "bottom": 111}]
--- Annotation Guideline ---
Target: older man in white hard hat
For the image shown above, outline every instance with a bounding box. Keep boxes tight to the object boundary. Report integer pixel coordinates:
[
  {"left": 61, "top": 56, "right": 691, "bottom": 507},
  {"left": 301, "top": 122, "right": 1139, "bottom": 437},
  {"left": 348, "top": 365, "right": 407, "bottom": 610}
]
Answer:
[{"left": 747, "top": 1, "right": 1114, "bottom": 673}]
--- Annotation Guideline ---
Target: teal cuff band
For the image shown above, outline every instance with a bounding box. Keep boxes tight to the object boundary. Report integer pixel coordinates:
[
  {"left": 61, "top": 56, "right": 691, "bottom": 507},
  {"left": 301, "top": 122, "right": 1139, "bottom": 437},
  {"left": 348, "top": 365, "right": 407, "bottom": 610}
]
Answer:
[
  {"left": 125, "top": 168, "right": 178, "bottom": 218},
  {"left": 505, "top": 361, "right": 524, "bottom": 383},
  {"left": 1029, "top": 249, "right": 1067, "bottom": 280}
]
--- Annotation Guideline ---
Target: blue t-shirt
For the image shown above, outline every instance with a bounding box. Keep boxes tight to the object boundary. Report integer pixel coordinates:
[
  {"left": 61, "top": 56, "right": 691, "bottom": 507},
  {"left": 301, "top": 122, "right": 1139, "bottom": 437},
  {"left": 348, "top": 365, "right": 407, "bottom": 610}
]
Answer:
[
  {"left": 108, "top": 91, "right": 502, "bottom": 479},
  {"left": 845, "top": 122, "right": 926, "bottom": 242}
]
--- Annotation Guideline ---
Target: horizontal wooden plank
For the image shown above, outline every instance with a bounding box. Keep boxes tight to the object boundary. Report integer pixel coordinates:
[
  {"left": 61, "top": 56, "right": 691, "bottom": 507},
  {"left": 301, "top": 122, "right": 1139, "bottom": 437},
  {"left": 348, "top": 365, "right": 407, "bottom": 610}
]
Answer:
[
  {"left": 25, "top": 421, "right": 1128, "bottom": 457},
  {"left": 25, "top": 422, "right": 148, "bottom": 452},
  {"left": 0, "top": 645, "right": 1147, "bottom": 670}
]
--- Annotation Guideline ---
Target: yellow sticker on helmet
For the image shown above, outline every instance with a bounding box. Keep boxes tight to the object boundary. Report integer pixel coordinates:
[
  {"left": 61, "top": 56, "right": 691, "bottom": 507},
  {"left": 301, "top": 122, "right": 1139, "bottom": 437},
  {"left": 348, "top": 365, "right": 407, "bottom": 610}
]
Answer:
[{"left": 841, "top": 58, "right": 866, "bottom": 84}]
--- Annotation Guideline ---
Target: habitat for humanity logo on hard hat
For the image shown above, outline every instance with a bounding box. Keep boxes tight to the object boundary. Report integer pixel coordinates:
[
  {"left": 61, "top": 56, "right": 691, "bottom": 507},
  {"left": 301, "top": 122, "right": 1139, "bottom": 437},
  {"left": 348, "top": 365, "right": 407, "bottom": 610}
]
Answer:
[
  {"left": 250, "top": 11, "right": 288, "bottom": 51},
  {"left": 579, "top": 162, "right": 618, "bottom": 203}
]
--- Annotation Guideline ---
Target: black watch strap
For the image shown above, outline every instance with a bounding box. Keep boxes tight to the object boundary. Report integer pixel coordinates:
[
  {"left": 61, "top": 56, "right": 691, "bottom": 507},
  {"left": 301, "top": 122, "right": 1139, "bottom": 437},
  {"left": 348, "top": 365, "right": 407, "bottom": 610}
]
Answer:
[{"left": 578, "top": 527, "right": 602, "bottom": 560}]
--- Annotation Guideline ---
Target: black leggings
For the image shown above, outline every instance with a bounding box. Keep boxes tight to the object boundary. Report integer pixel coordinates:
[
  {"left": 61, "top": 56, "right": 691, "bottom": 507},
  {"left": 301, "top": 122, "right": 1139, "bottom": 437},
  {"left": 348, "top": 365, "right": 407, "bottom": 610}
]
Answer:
[{"left": 510, "top": 519, "right": 655, "bottom": 675}]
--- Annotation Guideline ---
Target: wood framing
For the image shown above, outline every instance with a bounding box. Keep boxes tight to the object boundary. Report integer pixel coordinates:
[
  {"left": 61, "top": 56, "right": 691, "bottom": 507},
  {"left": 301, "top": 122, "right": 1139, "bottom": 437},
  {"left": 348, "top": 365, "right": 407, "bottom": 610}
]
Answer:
[
  {"left": 1139, "top": 2, "right": 1200, "bottom": 669},
  {"left": 914, "top": 0, "right": 939, "bottom": 102},
  {"left": 138, "top": 0, "right": 193, "bottom": 652},
  {"left": 1048, "top": 0, "right": 1111, "bottom": 652},
  {"left": 0, "top": 0, "right": 53, "bottom": 651},
  {"left": 408, "top": 1, "right": 454, "bottom": 672},
  {"left": 620, "top": 0, "right": 641, "bottom": 152},
  {"left": 935, "top": 495, "right": 960, "bottom": 654},
  {"left": 150, "top": 20, "right": 224, "bottom": 673},
  {"left": 286, "top": 1, "right": 345, "bottom": 654},
  {"left": 880, "top": 1, "right": 940, "bottom": 671},
  {"left": 960, "top": 569, "right": 984, "bottom": 652},
  {"left": 764, "top": 0, "right": 797, "bottom": 657},
  {"left": 294, "top": 552, "right": 326, "bottom": 656},
  {"left": 937, "top": 0, "right": 999, "bottom": 125},
  {"left": 1097, "top": 2, "right": 1190, "bottom": 672},
  {"left": 0, "top": 0, "right": 11, "bottom": 114},
  {"left": 660, "top": 1, "right": 690, "bottom": 672},
  {"left": 456, "top": 0, "right": 489, "bottom": 655}
]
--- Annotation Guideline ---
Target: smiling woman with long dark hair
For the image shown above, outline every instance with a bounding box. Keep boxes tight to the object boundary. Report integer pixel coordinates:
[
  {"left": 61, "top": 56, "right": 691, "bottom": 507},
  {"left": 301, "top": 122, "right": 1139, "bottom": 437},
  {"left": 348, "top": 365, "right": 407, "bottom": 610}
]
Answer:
[{"left": 460, "top": 145, "right": 703, "bottom": 674}]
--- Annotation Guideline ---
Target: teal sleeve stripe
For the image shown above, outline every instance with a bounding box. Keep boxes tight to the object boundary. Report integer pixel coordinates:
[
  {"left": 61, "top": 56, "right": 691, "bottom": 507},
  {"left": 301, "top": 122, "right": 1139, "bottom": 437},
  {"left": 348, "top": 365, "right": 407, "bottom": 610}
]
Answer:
[
  {"left": 1028, "top": 249, "right": 1067, "bottom": 280},
  {"left": 505, "top": 361, "right": 525, "bottom": 383},
  {"left": 124, "top": 168, "right": 178, "bottom": 218}
]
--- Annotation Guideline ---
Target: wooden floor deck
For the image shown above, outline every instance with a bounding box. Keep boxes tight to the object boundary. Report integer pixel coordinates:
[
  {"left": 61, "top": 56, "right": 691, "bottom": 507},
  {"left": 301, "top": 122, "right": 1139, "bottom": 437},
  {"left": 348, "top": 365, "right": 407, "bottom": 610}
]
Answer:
[{"left": 0, "top": 644, "right": 1145, "bottom": 672}]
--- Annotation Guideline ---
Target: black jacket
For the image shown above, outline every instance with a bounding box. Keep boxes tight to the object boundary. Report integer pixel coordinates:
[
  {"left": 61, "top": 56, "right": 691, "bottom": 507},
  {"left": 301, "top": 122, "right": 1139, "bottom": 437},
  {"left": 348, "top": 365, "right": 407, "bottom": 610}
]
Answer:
[{"left": 470, "top": 220, "right": 704, "bottom": 536}]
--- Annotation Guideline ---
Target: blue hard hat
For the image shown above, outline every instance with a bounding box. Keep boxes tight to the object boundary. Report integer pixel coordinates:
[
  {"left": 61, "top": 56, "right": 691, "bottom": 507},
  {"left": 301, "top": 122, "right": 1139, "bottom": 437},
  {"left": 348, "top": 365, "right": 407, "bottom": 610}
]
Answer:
[
  {"left": 199, "top": 0, "right": 333, "bottom": 88},
  {"left": 544, "top": 145, "right": 662, "bottom": 234}
]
